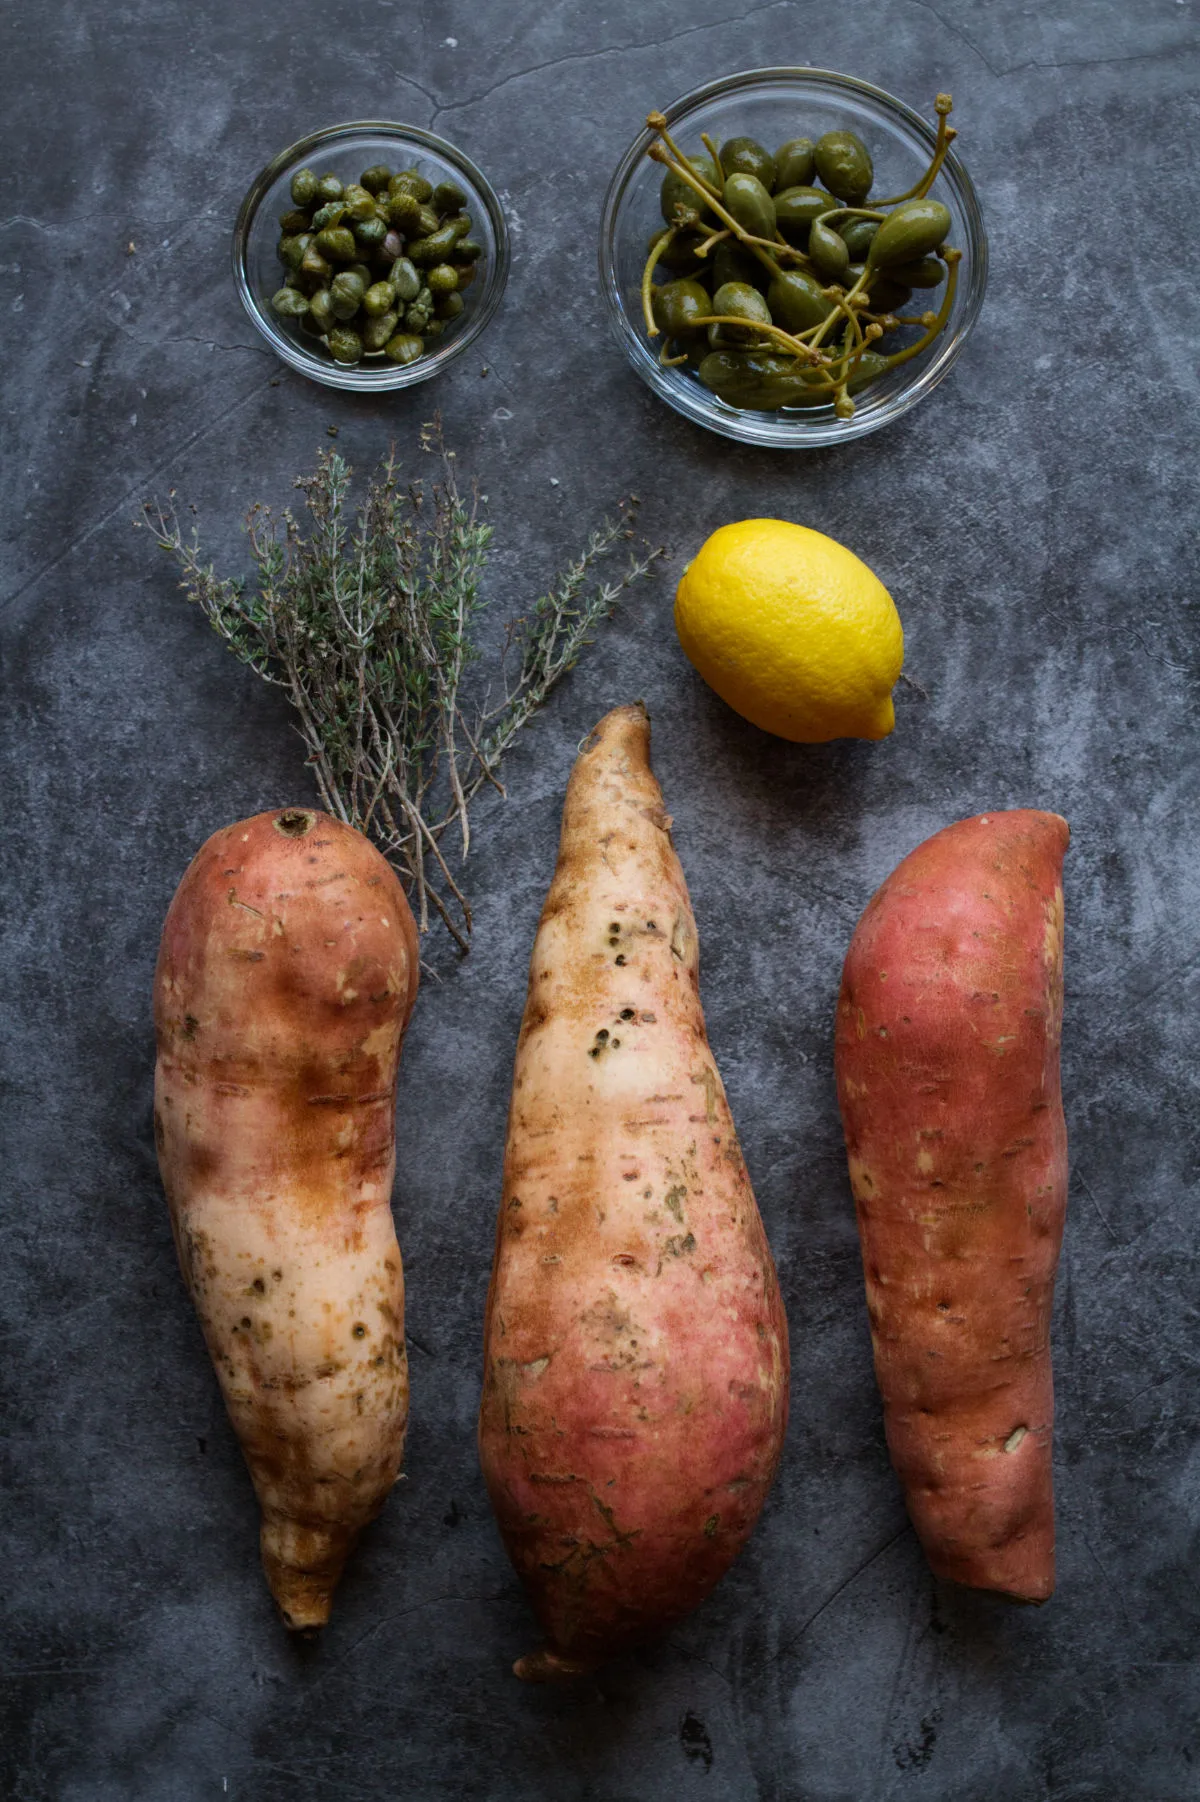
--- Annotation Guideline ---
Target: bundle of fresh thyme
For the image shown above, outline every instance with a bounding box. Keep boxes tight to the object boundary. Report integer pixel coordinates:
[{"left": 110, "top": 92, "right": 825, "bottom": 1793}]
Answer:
[{"left": 147, "top": 427, "right": 661, "bottom": 951}]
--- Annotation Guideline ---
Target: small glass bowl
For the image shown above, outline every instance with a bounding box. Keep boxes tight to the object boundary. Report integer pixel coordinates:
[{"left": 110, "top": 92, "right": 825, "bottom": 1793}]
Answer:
[
  {"left": 233, "top": 121, "right": 509, "bottom": 392},
  {"left": 599, "top": 68, "right": 987, "bottom": 447}
]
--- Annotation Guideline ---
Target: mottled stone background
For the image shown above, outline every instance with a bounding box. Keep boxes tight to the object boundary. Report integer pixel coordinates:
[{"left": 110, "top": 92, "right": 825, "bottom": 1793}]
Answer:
[{"left": 2, "top": 2, "right": 1197, "bottom": 1797}]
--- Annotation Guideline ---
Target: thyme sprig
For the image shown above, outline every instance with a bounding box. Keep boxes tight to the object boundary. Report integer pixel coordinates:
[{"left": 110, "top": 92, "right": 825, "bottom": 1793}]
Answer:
[{"left": 146, "top": 428, "right": 661, "bottom": 951}]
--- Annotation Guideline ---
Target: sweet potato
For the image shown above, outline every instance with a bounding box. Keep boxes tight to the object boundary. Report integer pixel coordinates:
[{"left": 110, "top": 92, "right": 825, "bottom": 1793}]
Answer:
[
  {"left": 834, "top": 810, "right": 1069, "bottom": 1602},
  {"left": 479, "top": 704, "right": 789, "bottom": 1679},
  {"left": 153, "top": 807, "right": 419, "bottom": 1628}
]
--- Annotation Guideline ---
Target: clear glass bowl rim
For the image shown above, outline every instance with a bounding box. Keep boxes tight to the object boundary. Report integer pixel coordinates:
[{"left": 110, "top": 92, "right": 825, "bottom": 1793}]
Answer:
[
  {"left": 232, "top": 119, "right": 510, "bottom": 392},
  {"left": 598, "top": 66, "right": 988, "bottom": 447}
]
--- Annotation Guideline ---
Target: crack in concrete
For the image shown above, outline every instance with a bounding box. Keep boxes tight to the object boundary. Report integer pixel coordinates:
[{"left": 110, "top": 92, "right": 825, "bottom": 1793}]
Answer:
[
  {"left": 164, "top": 334, "right": 275, "bottom": 357},
  {"left": 1000, "top": 43, "right": 1200, "bottom": 77},
  {"left": 381, "top": 64, "right": 440, "bottom": 117},
  {"left": 429, "top": 0, "right": 797, "bottom": 123},
  {"left": 908, "top": 0, "right": 1003, "bottom": 76},
  {"left": 0, "top": 371, "right": 281, "bottom": 615},
  {"left": 777, "top": 1521, "right": 910, "bottom": 1659},
  {"left": 1074, "top": 1168, "right": 1119, "bottom": 1245},
  {"left": 911, "top": 2, "right": 1196, "bottom": 79}
]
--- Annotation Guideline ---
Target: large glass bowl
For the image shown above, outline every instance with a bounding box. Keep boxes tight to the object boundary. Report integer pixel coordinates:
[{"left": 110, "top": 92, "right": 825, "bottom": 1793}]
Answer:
[
  {"left": 599, "top": 68, "right": 987, "bottom": 447},
  {"left": 233, "top": 121, "right": 509, "bottom": 392}
]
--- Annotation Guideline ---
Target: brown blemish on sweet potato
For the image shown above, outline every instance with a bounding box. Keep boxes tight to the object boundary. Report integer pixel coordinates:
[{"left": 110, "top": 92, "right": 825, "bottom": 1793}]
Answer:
[
  {"left": 834, "top": 809, "right": 1068, "bottom": 1605},
  {"left": 153, "top": 808, "right": 420, "bottom": 1630},
  {"left": 479, "top": 705, "right": 788, "bottom": 1676}
]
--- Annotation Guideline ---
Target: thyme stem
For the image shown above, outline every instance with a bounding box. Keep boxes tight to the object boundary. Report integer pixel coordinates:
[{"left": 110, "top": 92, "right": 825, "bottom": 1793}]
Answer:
[{"left": 145, "top": 426, "right": 662, "bottom": 951}]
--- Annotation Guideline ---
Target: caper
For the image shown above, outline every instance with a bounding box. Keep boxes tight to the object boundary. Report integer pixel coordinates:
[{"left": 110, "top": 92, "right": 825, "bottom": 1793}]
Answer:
[
  {"left": 723, "top": 172, "right": 776, "bottom": 240},
  {"left": 660, "top": 148, "right": 720, "bottom": 226},
  {"left": 308, "top": 288, "right": 336, "bottom": 334},
  {"left": 433, "top": 180, "right": 468, "bottom": 214},
  {"left": 270, "top": 287, "right": 309, "bottom": 320},
  {"left": 363, "top": 280, "right": 396, "bottom": 316},
  {"left": 867, "top": 276, "right": 913, "bottom": 313},
  {"left": 652, "top": 277, "right": 711, "bottom": 337},
  {"left": 386, "top": 190, "right": 422, "bottom": 231},
  {"left": 389, "top": 256, "right": 421, "bottom": 302},
  {"left": 847, "top": 349, "right": 892, "bottom": 393},
  {"left": 330, "top": 270, "right": 366, "bottom": 319},
  {"left": 388, "top": 169, "right": 433, "bottom": 203},
  {"left": 888, "top": 255, "right": 945, "bottom": 288},
  {"left": 719, "top": 136, "right": 776, "bottom": 189},
  {"left": 808, "top": 217, "right": 850, "bottom": 280},
  {"left": 363, "top": 308, "right": 400, "bottom": 351},
  {"left": 342, "top": 183, "right": 377, "bottom": 220},
  {"left": 814, "top": 130, "right": 873, "bottom": 202},
  {"left": 405, "top": 299, "right": 433, "bottom": 332},
  {"left": 299, "top": 244, "right": 333, "bottom": 282},
  {"left": 354, "top": 214, "right": 387, "bottom": 249},
  {"left": 712, "top": 240, "right": 769, "bottom": 294},
  {"left": 709, "top": 280, "right": 772, "bottom": 345},
  {"left": 698, "top": 349, "right": 830, "bottom": 410},
  {"left": 315, "top": 226, "right": 357, "bottom": 262},
  {"left": 766, "top": 269, "right": 833, "bottom": 333},
  {"left": 638, "top": 91, "right": 964, "bottom": 414},
  {"left": 774, "top": 185, "right": 838, "bottom": 241},
  {"left": 327, "top": 325, "right": 363, "bottom": 363},
  {"left": 645, "top": 229, "right": 699, "bottom": 276},
  {"left": 840, "top": 217, "right": 879, "bottom": 259},
  {"left": 774, "top": 137, "right": 815, "bottom": 189},
  {"left": 407, "top": 224, "right": 462, "bottom": 265},
  {"left": 647, "top": 227, "right": 705, "bottom": 275},
  {"left": 385, "top": 331, "right": 425, "bottom": 364},
  {"left": 269, "top": 152, "right": 478, "bottom": 362},
  {"left": 867, "top": 198, "right": 952, "bottom": 267},
  {"left": 310, "top": 201, "right": 347, "bottom": 233}
]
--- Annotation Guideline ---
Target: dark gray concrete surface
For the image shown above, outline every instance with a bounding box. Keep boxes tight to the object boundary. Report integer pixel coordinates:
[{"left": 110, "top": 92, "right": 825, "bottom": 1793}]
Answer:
[{"left": 3, "top": 2, "right": 1198, "bottom": 1797}]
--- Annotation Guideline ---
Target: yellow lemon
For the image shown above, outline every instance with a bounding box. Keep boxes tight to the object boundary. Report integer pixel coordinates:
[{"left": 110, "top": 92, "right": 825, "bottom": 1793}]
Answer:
[{"left": 674, "top": 519, "right": 903, "bottom": 742}]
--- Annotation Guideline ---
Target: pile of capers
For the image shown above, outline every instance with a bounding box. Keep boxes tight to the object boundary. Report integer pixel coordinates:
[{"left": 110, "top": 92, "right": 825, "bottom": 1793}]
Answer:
[
  {"left": 642, "top": 97, "right": 962, "bottom": 416},
  {"left": 268, "top": 161, "right": 483, "bottom": 367}
]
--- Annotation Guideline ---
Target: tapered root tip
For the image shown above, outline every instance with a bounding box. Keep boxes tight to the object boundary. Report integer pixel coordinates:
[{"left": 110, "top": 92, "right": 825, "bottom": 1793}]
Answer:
[
  {"left": 513, "top": 1646, "right": 598, "bottom": 1683},
  {"left": 577, "top": 702, "right": 651, "bottom": 762},
  {"left": 261, "top": 1518, "right": 349, "bottom": 1632},
  {"left": 272, "top": 1579, "right": 334, "bottom": 1633}
]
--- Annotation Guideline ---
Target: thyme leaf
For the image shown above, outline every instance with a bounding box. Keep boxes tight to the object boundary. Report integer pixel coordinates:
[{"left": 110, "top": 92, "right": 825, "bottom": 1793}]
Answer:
[{"left": 145, "top": 426, "right": 662, "bottom": 952}]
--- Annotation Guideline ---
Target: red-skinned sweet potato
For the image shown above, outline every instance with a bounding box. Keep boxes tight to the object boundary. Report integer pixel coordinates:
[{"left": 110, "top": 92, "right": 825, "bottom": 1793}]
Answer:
[
  {"left": 834, "top": 810, "right": 1069, "bottom": 1602},
  {"left": 479, "top": 705, "right": 789, "bottom": 1678},
  {"left": 154, "top": 807, "right": 419, "bottom": 1628}
]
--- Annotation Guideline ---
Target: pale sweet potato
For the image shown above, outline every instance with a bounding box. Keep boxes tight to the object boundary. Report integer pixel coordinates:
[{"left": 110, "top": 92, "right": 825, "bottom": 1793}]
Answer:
[
  {"left": 154, "top": 807, "right": 419, "bottom": 1628},
  {"left": 834, "top": 810, "right": 1069, "bottom": 1601},
  {"left": 479, "top": 704, "right": 789, "bottom": 1678}
]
